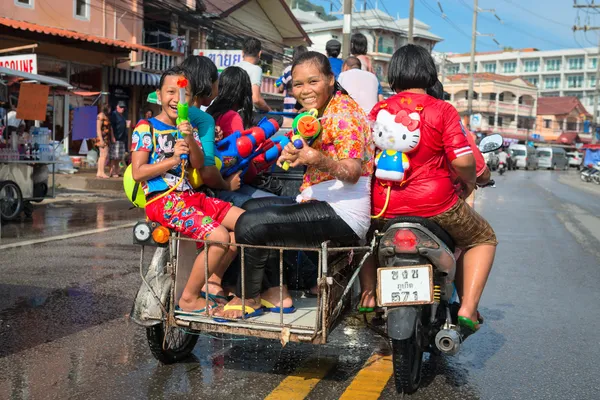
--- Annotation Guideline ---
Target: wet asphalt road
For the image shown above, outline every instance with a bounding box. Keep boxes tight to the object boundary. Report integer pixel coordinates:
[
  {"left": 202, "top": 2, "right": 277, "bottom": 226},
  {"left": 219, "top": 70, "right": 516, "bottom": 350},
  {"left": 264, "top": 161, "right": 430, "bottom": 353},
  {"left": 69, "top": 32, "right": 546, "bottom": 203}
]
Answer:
[{"left": 1, "top": 170, "right": 600, "bottom": 400}]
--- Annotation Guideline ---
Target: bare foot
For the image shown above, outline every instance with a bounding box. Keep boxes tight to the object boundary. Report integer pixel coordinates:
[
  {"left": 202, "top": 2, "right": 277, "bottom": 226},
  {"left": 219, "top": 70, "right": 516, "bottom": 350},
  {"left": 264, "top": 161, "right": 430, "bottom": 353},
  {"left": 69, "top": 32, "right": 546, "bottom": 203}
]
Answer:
[
  {"left": 260, "top": 286, "right": 293, "bottom": 309},
  {"left": 213, "top": 296, "right": 262, "bottom": 319},
  {"left": 178, "top": 296, "right": 216, "bottom": 313}
]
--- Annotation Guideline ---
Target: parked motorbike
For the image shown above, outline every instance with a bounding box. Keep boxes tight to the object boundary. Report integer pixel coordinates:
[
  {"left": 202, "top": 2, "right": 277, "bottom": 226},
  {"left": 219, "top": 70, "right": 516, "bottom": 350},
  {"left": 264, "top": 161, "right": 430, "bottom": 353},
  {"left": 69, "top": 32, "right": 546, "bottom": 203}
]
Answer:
[
  {"left": 376, "top": 134, "right": 503, "bottom": 394},
  {"left": 497, "top": 161, "right": 507, "bottom": 176},
  {"left": 580, "top": 163, "right": 600, "bottom": 183}
]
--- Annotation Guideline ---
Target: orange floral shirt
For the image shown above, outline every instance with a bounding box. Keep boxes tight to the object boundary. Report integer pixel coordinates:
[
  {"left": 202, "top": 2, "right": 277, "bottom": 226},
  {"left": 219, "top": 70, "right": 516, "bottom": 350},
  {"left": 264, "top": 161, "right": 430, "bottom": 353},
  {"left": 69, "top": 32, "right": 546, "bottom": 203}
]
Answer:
[{"left": 300, "top": 93, "right": 375, "bottom": 192}]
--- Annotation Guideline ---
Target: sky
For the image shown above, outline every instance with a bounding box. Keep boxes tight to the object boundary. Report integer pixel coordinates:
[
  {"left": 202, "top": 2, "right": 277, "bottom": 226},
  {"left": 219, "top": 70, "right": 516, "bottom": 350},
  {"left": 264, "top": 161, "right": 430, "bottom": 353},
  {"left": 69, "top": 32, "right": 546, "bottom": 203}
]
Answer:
[{"left": 307, "top": 0, "right": 599, "bottom": 54}]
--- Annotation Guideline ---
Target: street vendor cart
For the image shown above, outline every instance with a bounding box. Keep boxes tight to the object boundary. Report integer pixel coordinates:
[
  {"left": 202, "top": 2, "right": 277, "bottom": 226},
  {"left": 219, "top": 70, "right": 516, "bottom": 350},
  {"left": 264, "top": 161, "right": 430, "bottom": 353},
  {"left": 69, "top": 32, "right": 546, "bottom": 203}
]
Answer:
[{"left": 0, "top": 66, "right": 72, "bottom": 221}]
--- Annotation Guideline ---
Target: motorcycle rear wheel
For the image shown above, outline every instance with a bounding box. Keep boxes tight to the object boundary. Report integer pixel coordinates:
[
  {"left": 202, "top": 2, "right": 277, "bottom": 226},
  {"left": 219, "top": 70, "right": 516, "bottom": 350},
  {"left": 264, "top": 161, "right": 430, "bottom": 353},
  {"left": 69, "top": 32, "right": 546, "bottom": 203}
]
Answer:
[
  {"left": 392, "top": 334, "right": 423, "bottom": 394},
  {"left": 146, "top": 292, "right": 198, "bottom": 364}
]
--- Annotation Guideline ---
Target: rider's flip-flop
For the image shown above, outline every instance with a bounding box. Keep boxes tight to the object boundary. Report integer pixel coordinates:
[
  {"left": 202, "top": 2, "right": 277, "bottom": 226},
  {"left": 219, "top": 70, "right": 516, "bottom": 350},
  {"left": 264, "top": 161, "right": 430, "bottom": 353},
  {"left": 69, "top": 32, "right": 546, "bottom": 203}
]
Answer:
[
  {"left": 213, "top": 304, "right": 266, "bottom": 322},
  {"left": 260, "top": 298, "right": 296, "bottom": 314},
  {"left": 457, "top": 316, "right": 480, "bottom": 340}
]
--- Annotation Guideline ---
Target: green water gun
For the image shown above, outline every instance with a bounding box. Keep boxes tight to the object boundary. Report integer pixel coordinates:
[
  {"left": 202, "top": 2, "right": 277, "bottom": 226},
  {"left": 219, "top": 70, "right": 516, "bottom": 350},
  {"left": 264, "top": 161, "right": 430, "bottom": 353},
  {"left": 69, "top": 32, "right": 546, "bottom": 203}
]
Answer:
[
  {"left": 282, "top": 109, "right": 322, "bottom": 171},
  {"left": 176, "top": 77, "right": 189, "bottom": 160}
]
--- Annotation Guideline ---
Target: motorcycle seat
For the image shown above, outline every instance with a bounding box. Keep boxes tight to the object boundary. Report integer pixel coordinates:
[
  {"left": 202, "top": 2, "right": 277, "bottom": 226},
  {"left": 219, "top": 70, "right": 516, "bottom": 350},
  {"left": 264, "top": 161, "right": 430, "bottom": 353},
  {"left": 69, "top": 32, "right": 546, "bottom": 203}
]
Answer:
[{"left": 382, "top": 216, "right": 456, "bottom": 253}]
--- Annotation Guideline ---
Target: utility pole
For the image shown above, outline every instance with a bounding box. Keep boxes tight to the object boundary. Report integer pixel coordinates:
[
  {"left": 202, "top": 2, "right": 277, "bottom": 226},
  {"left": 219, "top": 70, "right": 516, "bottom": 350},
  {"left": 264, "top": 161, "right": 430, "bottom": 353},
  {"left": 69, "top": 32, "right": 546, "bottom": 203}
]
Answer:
[
  {"left": 408, "top": 0, "right": 415, "bottom": 44},
  {"left": 467, "top": 1, "right": 501, "bottom": 120},
  {"left": 467, "top": 0, "right": 478, "bottom": 118},
  {"left": 573, "top": 1, "right": 600, "bottom": 143},
  {"left": 342, "top": 0, "right": 353, "bottom": 58}
]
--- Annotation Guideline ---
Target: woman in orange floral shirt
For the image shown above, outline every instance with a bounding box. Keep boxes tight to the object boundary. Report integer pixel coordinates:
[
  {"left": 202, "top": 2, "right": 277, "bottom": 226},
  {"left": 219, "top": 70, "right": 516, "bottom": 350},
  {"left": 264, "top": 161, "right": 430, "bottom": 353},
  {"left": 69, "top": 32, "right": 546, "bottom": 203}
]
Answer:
[{"left": 215, "top": 52, "right": 374, "bottom": 320}]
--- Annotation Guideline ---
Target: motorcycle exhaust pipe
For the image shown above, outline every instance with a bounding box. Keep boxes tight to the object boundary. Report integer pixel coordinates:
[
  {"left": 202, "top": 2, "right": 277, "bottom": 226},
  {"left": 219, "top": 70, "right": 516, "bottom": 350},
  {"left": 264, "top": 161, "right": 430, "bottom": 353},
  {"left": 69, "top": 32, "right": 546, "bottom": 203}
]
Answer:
[{"left": 435, "top": 329, "right": 462, "bottom": 355}]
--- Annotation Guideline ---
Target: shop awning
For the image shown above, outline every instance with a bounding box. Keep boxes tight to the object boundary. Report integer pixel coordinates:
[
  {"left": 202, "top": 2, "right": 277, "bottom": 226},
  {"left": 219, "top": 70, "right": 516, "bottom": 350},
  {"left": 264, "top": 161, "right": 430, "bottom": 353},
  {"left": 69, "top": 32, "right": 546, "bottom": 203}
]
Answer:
[
  {"left": 0, "top": 16, "right": 180, "bottom": 56},
  {"left": 0, "top": 66, "right": 72, "bottom": 88},
  {"left": 109, "top": 67, "right": 160, "bottom": 87},
  {"left": 557, "top": 132, "right": 580, "bottom": 145}
]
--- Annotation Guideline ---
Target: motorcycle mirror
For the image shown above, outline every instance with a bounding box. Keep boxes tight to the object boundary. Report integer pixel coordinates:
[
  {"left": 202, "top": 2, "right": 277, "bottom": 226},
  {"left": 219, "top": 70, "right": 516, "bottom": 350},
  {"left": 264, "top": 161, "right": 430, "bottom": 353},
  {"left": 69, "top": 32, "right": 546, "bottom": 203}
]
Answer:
[{"left": 478, "top": 134, "right": 504, "bottom": 153}]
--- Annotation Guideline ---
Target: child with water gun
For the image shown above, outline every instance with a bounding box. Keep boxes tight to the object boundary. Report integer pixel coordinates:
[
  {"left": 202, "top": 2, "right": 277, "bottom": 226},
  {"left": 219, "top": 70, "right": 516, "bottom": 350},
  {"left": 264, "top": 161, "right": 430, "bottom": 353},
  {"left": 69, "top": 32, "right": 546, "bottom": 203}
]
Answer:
[
  {"left": 130, "top": 66, "right": 245, "bottom": 314},
  {"left": 206, "top": 66, "right": 287, "bottom": 206}
]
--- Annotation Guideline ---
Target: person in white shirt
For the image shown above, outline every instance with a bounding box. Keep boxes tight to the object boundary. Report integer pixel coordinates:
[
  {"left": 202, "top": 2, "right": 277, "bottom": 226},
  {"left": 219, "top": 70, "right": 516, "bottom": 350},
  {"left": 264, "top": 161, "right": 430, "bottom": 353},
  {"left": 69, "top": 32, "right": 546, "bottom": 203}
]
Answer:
[
  {"left": 235, "top": 38, "right": 285, "bottom": 127},
  {"left": 338, "top": 56, "right": 380, "bottom": 115}
]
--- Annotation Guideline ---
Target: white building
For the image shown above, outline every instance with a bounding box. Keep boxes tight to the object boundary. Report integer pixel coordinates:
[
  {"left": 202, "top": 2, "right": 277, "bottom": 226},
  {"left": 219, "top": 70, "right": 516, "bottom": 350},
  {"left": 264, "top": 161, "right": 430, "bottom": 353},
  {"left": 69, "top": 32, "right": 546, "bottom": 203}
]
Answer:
[
  {"left": 446, "top": 47, "right": 600, "bottom": 117},
  {"left": 293, "top": 8, "right": 443, "bottom": 87}
]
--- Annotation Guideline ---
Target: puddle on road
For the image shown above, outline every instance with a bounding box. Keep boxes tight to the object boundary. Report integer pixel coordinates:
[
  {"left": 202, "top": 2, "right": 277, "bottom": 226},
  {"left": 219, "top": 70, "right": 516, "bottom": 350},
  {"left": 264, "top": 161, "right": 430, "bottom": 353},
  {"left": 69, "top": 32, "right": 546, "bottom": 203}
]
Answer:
[{"left": 0, "top": 200, "right": 143, "bottom": 243}]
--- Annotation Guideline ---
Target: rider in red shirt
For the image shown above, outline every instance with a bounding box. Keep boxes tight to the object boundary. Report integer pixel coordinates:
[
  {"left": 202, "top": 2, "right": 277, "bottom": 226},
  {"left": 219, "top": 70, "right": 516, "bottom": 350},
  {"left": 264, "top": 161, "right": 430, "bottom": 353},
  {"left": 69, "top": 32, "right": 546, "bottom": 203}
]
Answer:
[
  {"left": 360, "top": 45, "right": 498, "bottom": 337},
  {"left": 370, "top": 94, "right": 474, "bottom": 218}
]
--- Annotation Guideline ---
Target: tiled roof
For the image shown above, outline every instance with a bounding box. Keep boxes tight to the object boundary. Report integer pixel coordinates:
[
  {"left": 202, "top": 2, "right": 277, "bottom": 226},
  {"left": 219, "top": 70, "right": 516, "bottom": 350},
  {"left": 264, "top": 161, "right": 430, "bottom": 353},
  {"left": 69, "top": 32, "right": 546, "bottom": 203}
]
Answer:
[
  {"left": 0, "top": 16, "right": 180, "bottom": 56},
  {"left": 537, "top": 96, "right": 592, "bottom": 117}
]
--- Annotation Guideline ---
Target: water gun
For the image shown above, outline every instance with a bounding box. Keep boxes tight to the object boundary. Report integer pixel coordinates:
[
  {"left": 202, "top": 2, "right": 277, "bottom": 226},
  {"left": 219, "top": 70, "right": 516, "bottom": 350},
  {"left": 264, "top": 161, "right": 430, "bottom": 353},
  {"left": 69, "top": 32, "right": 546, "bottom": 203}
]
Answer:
[
  {"left": 274, "top": 75, "right": 285, "bottom": 88},
  {"left": 282, "top": 109, "right": 322, "bottom": 171},
  {"left": 176, "top": 77, "right": 189, "bottom": 161},
  {"left": 253, "top": 136, "right": 291, "bottom": 172},
  {"left": 215, "top": 117, "right": 280, "bottom": 177}
]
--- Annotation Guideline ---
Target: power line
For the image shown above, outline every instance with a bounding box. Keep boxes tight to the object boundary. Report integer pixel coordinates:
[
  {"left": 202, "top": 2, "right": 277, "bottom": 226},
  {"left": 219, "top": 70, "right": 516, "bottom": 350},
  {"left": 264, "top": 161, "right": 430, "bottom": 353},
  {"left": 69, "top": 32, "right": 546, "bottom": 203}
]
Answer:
[{"left": 418, "top": 0, "right": 495, "bottom": 47}]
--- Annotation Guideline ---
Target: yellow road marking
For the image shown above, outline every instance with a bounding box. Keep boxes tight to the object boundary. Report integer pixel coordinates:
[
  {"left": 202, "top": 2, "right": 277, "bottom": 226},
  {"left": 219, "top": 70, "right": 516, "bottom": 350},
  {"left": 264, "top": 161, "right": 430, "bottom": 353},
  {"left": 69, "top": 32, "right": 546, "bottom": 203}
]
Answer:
[
  {"left": 265, "top": 357, "right": 336, "bottom": 400},
  {"left": 338, "top": 353, "right": 393, "bottom": 400}
]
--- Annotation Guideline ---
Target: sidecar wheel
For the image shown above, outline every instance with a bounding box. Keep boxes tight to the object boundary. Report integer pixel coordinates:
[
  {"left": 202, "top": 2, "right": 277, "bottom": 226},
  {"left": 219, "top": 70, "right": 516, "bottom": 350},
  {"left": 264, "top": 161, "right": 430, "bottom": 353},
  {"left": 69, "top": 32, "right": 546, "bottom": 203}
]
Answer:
[{"left": 146, "top": 292, "right": 198, "bottom": 364}]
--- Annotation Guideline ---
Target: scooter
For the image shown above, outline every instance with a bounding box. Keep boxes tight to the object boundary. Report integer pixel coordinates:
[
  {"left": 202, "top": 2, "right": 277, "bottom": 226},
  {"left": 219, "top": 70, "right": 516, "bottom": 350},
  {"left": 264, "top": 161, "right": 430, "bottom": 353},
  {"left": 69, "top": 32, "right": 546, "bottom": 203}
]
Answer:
[
  {"left": 580, "top": 163, "right": 600, "bottom": 182},
  {"left": 376, "top": 134, "right": 503, "bottom": 394},
  {"left": 497, "top": 161, "right": 506, "bottom": 176}
]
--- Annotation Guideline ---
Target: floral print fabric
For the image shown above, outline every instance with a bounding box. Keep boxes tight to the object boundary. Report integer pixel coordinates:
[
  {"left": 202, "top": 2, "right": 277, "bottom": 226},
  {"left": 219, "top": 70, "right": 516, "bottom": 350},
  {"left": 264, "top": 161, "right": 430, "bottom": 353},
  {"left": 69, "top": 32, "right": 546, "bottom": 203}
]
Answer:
[{"left": 299, "top": 93, "right": 374, "bottom": 192}]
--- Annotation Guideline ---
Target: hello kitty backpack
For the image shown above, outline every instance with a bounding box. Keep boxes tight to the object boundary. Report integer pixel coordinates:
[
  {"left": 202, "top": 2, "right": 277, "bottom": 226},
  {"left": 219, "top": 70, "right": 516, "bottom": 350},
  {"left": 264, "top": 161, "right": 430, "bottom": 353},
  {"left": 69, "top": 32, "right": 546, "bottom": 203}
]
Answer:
[{"left": 371, "top": 102, "right": 423, "bottom": 218}]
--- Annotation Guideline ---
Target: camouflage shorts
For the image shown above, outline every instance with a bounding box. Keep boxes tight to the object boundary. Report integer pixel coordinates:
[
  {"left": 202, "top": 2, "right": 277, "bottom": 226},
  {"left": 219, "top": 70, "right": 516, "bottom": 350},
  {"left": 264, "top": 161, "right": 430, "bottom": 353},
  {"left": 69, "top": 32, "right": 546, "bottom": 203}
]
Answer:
[{"left": 429, "top": 199, "right": 498, "bottom": 249}]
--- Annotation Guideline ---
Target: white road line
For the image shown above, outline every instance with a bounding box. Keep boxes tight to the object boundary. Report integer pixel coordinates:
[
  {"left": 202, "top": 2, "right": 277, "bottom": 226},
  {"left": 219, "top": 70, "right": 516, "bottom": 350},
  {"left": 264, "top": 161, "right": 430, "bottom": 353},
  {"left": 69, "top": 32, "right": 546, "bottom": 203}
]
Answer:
[{"left": 0, "top": 222, "right": 136, "bottom": 250}]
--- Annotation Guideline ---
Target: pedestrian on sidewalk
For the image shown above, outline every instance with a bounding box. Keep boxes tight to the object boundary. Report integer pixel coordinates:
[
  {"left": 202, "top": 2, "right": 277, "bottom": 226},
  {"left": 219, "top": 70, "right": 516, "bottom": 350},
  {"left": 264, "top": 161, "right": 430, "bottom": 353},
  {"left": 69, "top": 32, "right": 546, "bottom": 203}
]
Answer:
[
  {"left": 338, "top": 56, "right": 379, "bottom": 114},
  {"left": 95, "top": 103, "right": 113, "bottom": 179},
  {"left": 109, "top": 101, "right": 128, "bottom": 177}
]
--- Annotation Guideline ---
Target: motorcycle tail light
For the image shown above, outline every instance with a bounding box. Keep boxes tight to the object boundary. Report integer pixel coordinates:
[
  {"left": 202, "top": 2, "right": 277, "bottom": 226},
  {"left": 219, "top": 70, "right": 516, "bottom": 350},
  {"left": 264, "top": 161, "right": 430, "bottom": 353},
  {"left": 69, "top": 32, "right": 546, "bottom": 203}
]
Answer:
[
  {"left": 152, "top": 225, "right": 170, "bottom": 244},
  {"left": 393, "top": 229, "right": 419, "bottom": 253}
]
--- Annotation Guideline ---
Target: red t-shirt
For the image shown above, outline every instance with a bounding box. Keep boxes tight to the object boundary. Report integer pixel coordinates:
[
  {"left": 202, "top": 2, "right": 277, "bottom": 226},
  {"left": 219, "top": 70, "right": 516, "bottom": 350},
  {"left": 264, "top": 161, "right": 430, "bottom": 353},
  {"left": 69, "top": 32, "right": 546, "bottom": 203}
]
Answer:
[
  {"left": 215, "top": 110, "right": 244, "bottom": 137},
  {"left": 449, "top": 131, "right": 486, "bottom": 181},
  {"left": 215, "top": 110, "right": 258, "bottom": 182},
  {"left": 370, "top": 92, "right": 471, "bottom": 218}
]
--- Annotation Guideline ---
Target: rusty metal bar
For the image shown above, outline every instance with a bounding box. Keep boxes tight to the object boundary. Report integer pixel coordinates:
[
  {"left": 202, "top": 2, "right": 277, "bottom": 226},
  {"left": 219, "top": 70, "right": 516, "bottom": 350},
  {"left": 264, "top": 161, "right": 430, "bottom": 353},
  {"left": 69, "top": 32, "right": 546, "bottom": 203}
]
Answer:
[
  {"left": 314, "top": 248, "right": 322, "bottom": 333},
  {"left": 241, "top": 245, "right": 246, "bottom": 320},
  {"left": 321, "top": 241, "right": 328, "bottom": 343},
  {"left": 204, "top": 242, "right": 209, "bottom": 317},
  {"left": 279, "top": 248, "right": 284, "bottom": 326}
]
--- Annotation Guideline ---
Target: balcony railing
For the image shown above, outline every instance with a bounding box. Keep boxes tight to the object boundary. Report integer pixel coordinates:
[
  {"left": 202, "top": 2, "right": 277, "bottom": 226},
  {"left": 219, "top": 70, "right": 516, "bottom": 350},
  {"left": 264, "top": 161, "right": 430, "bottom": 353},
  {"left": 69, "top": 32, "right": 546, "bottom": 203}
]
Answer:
[
  {"left": 452, "top": 99, "right": 534, "bottom": 116},
  {"left": 142, "top": 50, "right": 182, "bottom": 73}
]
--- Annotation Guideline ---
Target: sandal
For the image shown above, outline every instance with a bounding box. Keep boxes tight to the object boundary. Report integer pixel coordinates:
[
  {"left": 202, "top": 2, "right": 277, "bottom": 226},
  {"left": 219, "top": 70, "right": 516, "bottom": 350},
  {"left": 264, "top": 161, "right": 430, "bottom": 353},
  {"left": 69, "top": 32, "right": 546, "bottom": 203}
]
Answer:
[
  {"left": 213, "top": 304, "right": 266, "bottom": 322},
  {"left": 457, "top": 316, "right": 480, "bottom": 340},
  {"left": 175, "top": 297, "right": 217, "bottom": 315},
  {"left": 261, "top": 298, "right": 296, "bottom": 314}
]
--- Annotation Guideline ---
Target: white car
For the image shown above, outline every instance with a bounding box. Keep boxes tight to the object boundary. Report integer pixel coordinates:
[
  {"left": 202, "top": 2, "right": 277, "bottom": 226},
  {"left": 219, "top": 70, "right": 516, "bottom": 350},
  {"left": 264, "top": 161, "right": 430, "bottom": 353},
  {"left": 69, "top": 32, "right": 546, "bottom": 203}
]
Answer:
[{"left": 567, "top": 152, "right": 583, "bottom": 169}]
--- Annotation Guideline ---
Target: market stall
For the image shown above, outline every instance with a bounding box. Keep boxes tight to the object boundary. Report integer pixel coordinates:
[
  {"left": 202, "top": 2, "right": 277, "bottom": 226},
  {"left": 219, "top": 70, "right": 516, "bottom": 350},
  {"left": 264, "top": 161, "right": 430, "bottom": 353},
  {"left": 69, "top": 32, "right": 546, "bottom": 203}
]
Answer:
[{"left": 0, "top": 66, "right": 72, "bottom": 221}]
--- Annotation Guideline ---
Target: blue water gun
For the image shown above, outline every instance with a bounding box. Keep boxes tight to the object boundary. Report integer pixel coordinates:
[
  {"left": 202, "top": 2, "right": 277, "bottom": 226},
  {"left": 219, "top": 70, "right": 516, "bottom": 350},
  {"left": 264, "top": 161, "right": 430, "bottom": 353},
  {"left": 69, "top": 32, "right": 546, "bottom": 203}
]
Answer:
[
  {"left": 215, "top": 117, "right": 280, "bottom": 177},
  {"left": 274, "top": 76, "right": 285, "bottom": 88},
  {"left": 253, "top": 136, "right": 291, "bottom": 172}
]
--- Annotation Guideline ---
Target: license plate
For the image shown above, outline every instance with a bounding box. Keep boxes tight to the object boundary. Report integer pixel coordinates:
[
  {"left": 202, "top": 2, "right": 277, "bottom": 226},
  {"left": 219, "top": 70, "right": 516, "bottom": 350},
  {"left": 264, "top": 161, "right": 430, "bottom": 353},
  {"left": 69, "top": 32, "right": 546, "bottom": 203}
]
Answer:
[{"left": 377, "top": 265, "right": 433, "bottom": 307}]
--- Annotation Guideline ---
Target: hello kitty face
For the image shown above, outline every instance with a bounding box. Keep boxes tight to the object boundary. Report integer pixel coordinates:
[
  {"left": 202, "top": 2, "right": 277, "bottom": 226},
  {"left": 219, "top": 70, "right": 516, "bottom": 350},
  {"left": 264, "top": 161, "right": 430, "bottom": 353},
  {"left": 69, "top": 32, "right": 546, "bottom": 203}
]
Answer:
[{"left": 373, "top": 109, "right": 421, "bottom": 153}]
